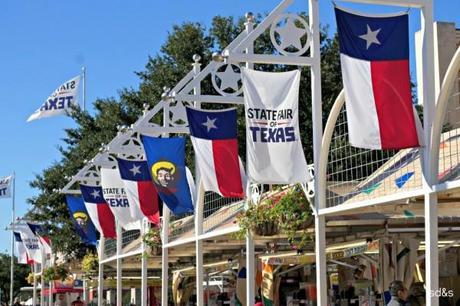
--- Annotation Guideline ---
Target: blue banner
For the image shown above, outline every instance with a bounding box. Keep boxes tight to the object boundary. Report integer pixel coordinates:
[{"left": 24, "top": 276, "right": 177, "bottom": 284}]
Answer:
[
  {"left": 66, "top": 195, "right": 98, "bottom": 245},
  {"left": 141, "top": 136, "right": 194, "bottom": 215}
]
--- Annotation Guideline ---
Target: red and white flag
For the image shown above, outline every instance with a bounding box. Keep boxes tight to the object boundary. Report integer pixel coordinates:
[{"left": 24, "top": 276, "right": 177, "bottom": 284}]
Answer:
[
  {"left": 15, "top": 224, "right": 43, "bottom": 264},
  {"left": 13, "top": 231, "right": 31, "bottom": 264},
  {"left": 335, "top": 7, "right": 421, "bottom": 150},
  {"left": 185, "top": 107, "right": 245, "bottom": 198},
  {"left": 117, "top": 157, "right": 161, "bottom": 225},
  {"left": 80, "top": 185, "right": 117, "bottom": 238}
]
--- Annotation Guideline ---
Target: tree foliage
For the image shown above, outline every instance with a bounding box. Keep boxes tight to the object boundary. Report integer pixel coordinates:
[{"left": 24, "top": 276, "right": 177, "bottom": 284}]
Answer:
[
  {"left": 27, "top": 15, "right": 342, "bottom": 258},
  {"left": 0, "top": 254, "right": 30, "bottom": 305}
]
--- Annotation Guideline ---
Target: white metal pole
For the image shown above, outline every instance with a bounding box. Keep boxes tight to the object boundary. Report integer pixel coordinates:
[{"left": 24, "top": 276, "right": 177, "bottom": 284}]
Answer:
[
  {"left": 244, "top": 14, "right": 255, "bottom": 306},
  {"left": 40, "top": 249, "right": 45, "bottom": 306},
  {"left": 116, "top": 223, "right": 122, "bottom": 306},
  {"left": 192, "top": 51, "right": 205, "bottom": 306},
  {"left": 82, "top": 66, "right": 86, "bottom": 111},
  {"left": 83, "top": 279, "right": 87, "bottom": 304},
  {"left": 98, "top": 237, "right": 105, "bottom": 306},
  {"left": 161, "top": 208, "right": 170, "bottom": 306},
  {"left": 48, "top": 254, "right": 53, "bottom": 306},
  {"left": 9, "top": 173, "right": 15, "bottom": 306},
  {"left": 420, "top": 2, "right": 438, "bottom": 305},
  {"left": 309, "top": 0, "right": 326, "bottom": 305},
  {"left": 195, "top": 182, "right": 205, "bottom": 306},
  {"left": 161, "top": 90, "right": 171, "bottom": 306},
  {"left": 42, "top": 271, "right": 46, "bottom": 306},
  {"left": 32, "top": 263, "right": 37, "bottom": 306},
  {"left": 141, "top": 218, "right": 148, "bottom": 306}
]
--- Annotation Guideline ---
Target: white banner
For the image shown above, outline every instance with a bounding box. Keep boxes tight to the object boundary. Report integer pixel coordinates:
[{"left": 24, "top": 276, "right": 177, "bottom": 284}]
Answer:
[
  {"left": 15, "top": 224, "right": 42, "bottom": 264},
  {"left": 27, "top": 75, "right": 81, "bottom": 122},
  {"left": 0, "top": 175, "right": 12, "bottom": 198},
  {"left": 100, "top": 167, "right": 141, "bottom": 230},
  {"left": 242, "top": 68, "right": 310, "bottom": 184}
]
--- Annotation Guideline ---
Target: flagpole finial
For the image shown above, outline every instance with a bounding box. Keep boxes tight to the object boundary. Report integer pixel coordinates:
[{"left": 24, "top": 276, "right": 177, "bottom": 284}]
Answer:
[
  {"left": 192, "top": 54, "right": 201, "bottom": 63},
  {"left": 212, "top": 51, "right": 224, "bottom": 63},
  {"left": 245, "top": 12, "right": 254, "bottom": 22}
]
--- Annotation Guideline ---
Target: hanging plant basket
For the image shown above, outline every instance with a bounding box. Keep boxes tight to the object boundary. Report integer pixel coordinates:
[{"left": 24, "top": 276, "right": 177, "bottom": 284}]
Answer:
[
  {"left": 295, "top": 216, "right": 314, "bottom": 230},
  {"left": 43, "top": 265, "right": 69, "bottom": 281},
  {"left": 252, "top": 221, "right": 279, "bottom": 236},
  {"left": 147, "top": 245, "right": 162, "bottom": 256},
  {"left": 26, "top": 273, "right": 40, "bottom": 285},
  {"left": 142, "top": 225, "right": 162, "bottom": 255},
  {"left": 82, "top": 252, "right": 99, "bottom": 276}
]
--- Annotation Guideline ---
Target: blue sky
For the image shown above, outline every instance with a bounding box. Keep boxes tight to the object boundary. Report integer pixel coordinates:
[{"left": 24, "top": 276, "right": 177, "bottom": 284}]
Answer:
[{"left": 0, "top": 0, "right": 459, "bottom": 253}]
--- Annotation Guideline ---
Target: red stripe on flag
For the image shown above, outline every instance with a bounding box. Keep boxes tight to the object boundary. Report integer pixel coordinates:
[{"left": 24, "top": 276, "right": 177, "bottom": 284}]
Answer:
[
  {"left": 212, "top": 139, "right": 244, "bottom": 198},
  {"left": 370, "top": 59, "right": 419, "bottom": 149},
  {"left": 137, "top": 181, "right": 160, "bottom": 225},
  {"left": 97, "top": 204, "right": 116, "bottom": 238}
]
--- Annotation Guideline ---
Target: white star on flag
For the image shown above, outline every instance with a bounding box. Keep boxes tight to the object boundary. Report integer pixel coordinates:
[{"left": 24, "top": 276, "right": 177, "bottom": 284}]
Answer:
[
  {"left": 216, "top": 65, "right": 241, "bottom": 91},
  {"left": 275, "top": 17, "right": 306, "bottom": 50},
  {"left": 129, "top": 164, "right": 142, "bottom": 176},
  {"left": 202, "top": 116, "right": 217, "bottom": 132},
  {"left": 359, "top": 24, "right": 381, "bottom": 49},
  {"left": 91, "top": 189, "right": 101, "bottom": 199}
]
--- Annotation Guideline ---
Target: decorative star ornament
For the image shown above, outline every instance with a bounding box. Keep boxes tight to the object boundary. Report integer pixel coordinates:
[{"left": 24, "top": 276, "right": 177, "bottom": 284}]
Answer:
[
  {"left": 275, "top": 17, "right": 306, "bottom": 50},
  {"left": 202, "top": 116, "right": 217, "bottom": 132},
  {"left": 129, "top": 164, "right": 141, "bottom": 176},
  {"left": 216, "top": 65, "right": 241, "bottom": 91},
  {"left": 91, "top": 189, "right": 101, "bottom": 199},
  {"left": 359, "top": 24, "right": 381, "bottom": 49}
]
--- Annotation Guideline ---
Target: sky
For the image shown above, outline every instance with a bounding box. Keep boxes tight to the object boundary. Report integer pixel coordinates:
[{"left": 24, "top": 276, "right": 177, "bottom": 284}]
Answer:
[{"left": 0, "top": 0, "right": 459, "bottom": 253}]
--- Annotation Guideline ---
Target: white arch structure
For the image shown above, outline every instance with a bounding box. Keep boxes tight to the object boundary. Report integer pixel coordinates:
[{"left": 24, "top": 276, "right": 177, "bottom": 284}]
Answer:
[
  {"left": 317, "top": 3, "right": 460, "bottom": 306},
  {"left": 59, "top": 0, "right": 457, "bottom": 305},
  {"left": 62, "top": 0, "right": 323, "bottom": 305}
]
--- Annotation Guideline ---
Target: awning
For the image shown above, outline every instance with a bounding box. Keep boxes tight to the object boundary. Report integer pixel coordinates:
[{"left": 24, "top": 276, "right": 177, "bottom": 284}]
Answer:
[{"left": 42, "top": 288, "right": 83, "bottom": 295}]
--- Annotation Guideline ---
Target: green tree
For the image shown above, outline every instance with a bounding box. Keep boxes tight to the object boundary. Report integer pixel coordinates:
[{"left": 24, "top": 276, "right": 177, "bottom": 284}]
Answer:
[
  {"left": 0, "top": 254, "right": 30, "bottom": 305},
  {"left": 27, "top": 15, "right": 343, "bottom": 258}
]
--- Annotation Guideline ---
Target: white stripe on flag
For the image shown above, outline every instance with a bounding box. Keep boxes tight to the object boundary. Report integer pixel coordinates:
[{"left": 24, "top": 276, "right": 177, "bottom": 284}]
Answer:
[
  {"left": 85, "top": 203, "right": 103, "bottom": 235},
  {"left": 191, "top": 137, "right": 220, "bottom": 195},
  {"left": 340, "top": 53, "right": 381, "bottom": 149},
  {"left": 123, "top": 180, "right": 146, "bottom": 221}
]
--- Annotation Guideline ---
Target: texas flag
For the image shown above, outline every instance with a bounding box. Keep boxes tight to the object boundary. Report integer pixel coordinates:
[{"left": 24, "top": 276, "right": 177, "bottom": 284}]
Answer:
[
  {"left": 13, "top": 231, "right": 31, "bottom": 264},
  {"left": 186, "top": 107, "right": 245, "bottom": 198},
  {"left": 335, "top": 7, "right": 420, "bottom": 150},
  {"left": 80, "top": 184, "right": 116, "bottom": 239},
  {"left": 117, "top": 157, "right": 161, "bottom": 225}
]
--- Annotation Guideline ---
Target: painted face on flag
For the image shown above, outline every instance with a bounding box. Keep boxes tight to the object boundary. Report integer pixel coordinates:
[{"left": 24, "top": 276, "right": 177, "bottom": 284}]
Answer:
[
  {"left": 73, "top": 211, "right": 88, "bottom": 228},
  {"left": 151, "top": 161, "right": 178, "bottom": 189}
]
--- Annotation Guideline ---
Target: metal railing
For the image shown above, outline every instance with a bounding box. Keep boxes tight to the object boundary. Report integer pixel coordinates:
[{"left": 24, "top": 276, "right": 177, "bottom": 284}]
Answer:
[
  {"left": 168, "top": 212, "right": 195, "bottom": 242},
  {"left": 202, "top": 192, "right": 244, "bottom": 234},
  {"left": 438, "top": 78, "right": 460, "bottom": 183},
  {"left": 104, "top": 229, "right": 141, "bottom": 258},
  {"left": 325, "top": 104, "right": 422, "bottom": 208}
]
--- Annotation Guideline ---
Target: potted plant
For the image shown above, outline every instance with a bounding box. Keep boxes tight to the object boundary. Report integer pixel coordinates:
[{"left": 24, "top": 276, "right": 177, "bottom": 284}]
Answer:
[
  {"left": 235, "top": 200, "right": 280, "bottom": 239},
  {"left": 26, "top": 272, "right": 41, "bottom": 285},
  {"left": 43, "top": 267, "right": 56, "bottom": 282},
  {"left": 142, "top": 226, "right": 162, "bottom": 256},
  {"left": 43, "top": 265, "right": 69, "bottom": 281},
  {"left": 273, "top": 185, "right": 313, "bottom": 250},
  {"left": 82, "top": 252, "right": 99, "bottom": 276},
  {"left": 54, "top": 265, "right": 69, "bottom": 281}
]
